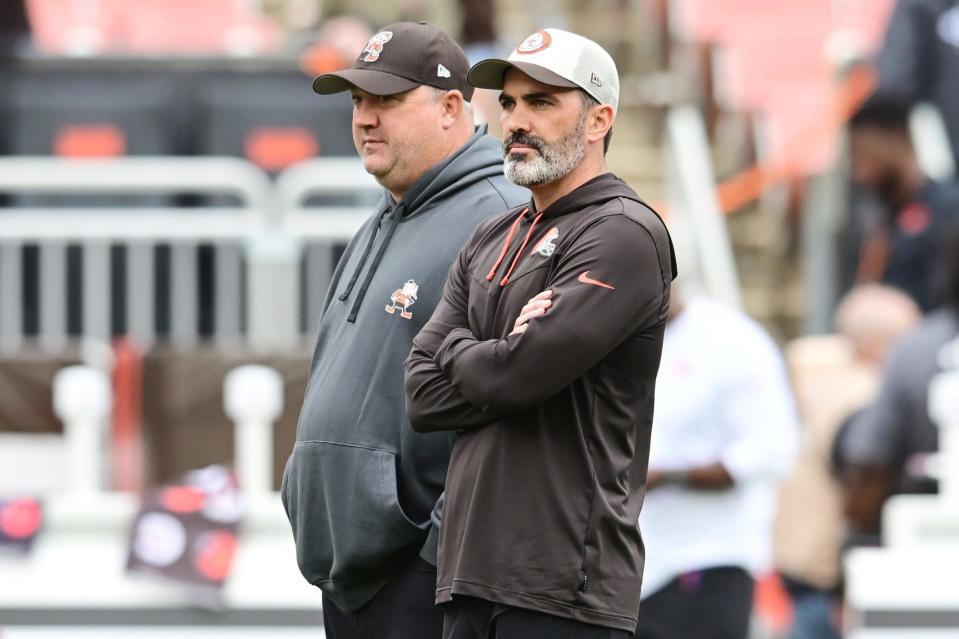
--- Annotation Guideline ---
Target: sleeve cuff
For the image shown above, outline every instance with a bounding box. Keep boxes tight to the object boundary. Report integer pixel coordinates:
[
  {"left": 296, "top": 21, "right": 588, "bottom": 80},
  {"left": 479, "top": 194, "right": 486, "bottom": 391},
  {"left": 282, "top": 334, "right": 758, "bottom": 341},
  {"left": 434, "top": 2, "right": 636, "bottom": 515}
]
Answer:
[{"left": 418, "top": 522, "right": 440, "bottom": 566}]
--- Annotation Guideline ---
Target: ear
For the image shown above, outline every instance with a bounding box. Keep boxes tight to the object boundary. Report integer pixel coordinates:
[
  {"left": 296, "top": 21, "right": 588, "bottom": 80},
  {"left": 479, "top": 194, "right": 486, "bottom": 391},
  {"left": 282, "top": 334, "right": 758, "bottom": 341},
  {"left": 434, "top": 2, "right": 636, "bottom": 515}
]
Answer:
[
  {"left": 587, "top": 104, "right": 614, "bottom": 146},
  {"left": 440, "top": 90, "right": 465, "bottom": 129}
]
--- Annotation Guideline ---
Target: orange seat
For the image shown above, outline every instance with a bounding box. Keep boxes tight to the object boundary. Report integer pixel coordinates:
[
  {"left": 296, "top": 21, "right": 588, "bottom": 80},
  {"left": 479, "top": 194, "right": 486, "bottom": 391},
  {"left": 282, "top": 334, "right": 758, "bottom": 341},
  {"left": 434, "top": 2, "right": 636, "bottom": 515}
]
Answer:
[
  {"left": 764, "top": 95, "right": 842, "bottom": 175},
  {"left": 718, "top": 34, "right": 832, "bottom": 112},
  {"left": 104, "top": 0, "right": 280, "bottom": 55},
  {"left": 25, "top": 0, "right": 281, "bottom": 55},
  {"left": 669, "top": 0, "right": 896, "bottom": 176},
  {"left": 25, "top": 0, "right": 113, "bottom": 54},
  {"left": 672, "top": 0, "right": 832, "bottom": 44},
  {"left": 671, "top": 0, "right": 727, "bottom": 43}
]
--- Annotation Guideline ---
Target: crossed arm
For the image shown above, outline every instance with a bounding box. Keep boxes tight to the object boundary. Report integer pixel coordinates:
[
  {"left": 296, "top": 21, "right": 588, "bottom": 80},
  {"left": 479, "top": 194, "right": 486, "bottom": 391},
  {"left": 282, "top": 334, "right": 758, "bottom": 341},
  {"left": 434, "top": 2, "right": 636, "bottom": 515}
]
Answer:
[{"left": 405, "top": 216, "right": 668, "bottom": 432}]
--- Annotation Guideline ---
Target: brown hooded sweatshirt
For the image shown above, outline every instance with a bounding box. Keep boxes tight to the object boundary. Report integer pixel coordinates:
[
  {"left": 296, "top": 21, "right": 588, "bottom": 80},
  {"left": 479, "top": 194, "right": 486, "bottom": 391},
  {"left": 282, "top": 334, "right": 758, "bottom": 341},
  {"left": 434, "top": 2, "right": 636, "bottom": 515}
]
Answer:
[{"left": 405, "top": 173, "right": 677, "bottom": 632}]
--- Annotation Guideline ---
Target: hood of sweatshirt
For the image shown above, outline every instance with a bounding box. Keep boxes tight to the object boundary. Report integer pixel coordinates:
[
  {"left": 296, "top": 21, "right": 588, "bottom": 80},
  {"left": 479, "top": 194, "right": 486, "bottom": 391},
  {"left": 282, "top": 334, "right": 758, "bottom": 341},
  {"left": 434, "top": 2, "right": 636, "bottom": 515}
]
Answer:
[
  {"left": 402, "top": 125, "right": 509, "bottom": 219},
  {"left": 533, "top": 172, "right": 657, "bottom": 220},
  {"left": 337, "top": 125, "right": 509, "bottom": 321},
  {"left": 485, "top": 173, "right": 677, "bottom": 287}
]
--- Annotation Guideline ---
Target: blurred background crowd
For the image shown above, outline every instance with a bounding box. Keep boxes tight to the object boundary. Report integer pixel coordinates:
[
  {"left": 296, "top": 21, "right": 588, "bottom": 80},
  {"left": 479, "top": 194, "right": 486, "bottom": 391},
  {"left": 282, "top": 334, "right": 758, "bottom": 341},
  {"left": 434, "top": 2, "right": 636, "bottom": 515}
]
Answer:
[{"left": 2, "top": 0, "right": 959, "bottom": 638}]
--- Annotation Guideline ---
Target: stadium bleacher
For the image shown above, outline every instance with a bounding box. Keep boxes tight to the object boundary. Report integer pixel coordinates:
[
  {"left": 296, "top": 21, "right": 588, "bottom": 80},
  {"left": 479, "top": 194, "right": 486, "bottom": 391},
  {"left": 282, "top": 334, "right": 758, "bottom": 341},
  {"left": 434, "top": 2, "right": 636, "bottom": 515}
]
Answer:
[
  {"left": 195, "top": 69, "right": 356, "bottom": 170},
  {"left": 0, "top": 54, "right": 357, "bottom": 341},
  {"left": 26, "top": 0, "right": 280, "bottom": 56},
  {"left": 670, "top": 0, "right": 895, "bottom": 176},
  {"left": 9, "top": 3, "right": 956, "bottom": 636}
]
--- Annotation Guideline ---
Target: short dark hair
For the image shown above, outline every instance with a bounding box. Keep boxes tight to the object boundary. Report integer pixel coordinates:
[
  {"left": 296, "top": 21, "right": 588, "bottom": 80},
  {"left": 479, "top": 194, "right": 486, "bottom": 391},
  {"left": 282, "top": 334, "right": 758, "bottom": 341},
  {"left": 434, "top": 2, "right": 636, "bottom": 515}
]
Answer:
[
  {"left": 850, "top": 94, "right": 912, "bottom": 134},
  {"left": 580, "top": 91, "right": 613, "bottom": 154}
]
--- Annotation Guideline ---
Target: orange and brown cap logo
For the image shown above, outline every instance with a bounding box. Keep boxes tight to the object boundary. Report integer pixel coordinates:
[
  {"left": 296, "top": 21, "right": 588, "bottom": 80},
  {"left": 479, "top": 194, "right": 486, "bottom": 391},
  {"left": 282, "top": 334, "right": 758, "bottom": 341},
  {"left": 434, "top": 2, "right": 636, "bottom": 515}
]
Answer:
[
  {"left": 361, "top": 31, "right": 394, "bottom": 62},
  {"left": 516, "top": 30, "right": 552, "bottom": 55}
]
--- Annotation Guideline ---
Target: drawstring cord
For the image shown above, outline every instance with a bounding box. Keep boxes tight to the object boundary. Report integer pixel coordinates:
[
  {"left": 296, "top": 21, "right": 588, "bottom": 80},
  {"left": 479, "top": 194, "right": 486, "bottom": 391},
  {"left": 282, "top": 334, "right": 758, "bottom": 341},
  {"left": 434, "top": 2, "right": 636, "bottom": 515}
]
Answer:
[
  {"left": 499, "top": 211, "right": 543, "bottom": 286},
  {"left": 346, "top": 204, "right": 402, "bottom": 322},
  {"left": 338, "top": 206, "right": 391, "bottom": 302},
  {"left": 485, "top": 207, "right": 528, "bottom": 282}
]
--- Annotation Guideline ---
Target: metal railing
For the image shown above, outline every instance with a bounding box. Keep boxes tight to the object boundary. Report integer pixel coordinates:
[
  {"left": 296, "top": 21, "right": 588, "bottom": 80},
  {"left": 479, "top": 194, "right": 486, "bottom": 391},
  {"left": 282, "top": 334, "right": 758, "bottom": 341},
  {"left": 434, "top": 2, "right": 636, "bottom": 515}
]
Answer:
[
  {"left": 0, "top": 156, "right": 381, "bottom": 353},
  {"left": 664, "top": 105, "right": 742, "bottom": 307},
  {"left": 274, "top": 158, "right": 380, "bottom": 339}
]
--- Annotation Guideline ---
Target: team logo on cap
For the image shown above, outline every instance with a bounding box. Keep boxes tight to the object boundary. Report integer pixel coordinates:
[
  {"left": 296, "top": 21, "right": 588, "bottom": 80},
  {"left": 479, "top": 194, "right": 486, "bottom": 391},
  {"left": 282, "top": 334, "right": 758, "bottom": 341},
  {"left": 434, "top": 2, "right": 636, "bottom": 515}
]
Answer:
[
  {"left": 516, "top": 30, "right": 552, "bottom": 55},
  {"left": 361, "top": 31, "right": 393, "bottom": 62}
]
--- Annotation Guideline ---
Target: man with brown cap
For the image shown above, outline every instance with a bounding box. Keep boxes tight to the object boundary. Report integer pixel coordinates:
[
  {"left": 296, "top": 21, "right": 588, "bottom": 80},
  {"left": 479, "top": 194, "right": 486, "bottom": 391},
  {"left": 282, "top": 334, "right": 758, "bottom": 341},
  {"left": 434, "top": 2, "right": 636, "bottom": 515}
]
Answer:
[
  {"left": 406, "top": 28, "right": 676, "bottom": 639},
  {"left": 280, "top": 21, "right": 526, "bottom": 639}
]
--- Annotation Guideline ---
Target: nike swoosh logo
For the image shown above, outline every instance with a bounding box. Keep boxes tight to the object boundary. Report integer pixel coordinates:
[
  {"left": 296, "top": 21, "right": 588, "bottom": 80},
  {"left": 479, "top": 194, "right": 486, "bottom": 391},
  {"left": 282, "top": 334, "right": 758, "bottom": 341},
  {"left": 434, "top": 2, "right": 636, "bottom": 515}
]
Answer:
[{"left": 578, "top": 271, "right": 615, "bottom": 290}]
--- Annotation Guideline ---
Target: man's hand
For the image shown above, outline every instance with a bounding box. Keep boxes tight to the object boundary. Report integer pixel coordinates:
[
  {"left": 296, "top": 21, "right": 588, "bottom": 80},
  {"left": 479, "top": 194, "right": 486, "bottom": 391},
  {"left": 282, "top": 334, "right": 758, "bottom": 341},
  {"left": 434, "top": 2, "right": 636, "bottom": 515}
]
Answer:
[
  {"left": 645, "top": 470, "right": 667, "bottom": 491},
  {"left": 510, "top": 290, "right": 552, "bottom": 335}
]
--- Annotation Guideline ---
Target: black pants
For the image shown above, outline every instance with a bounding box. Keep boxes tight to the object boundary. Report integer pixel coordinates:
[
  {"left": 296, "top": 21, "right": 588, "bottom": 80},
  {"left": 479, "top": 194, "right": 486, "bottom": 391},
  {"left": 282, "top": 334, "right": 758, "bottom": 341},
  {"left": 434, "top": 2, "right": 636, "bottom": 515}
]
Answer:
[
  {"left": 442, "top": 595, "right": 631, "bottom": 639},
  {"left": 322, "top": 555, "right": 443, "bottom": 639},
  {"left": 633, "top": 567, "right": 754, "bottom": 639}
]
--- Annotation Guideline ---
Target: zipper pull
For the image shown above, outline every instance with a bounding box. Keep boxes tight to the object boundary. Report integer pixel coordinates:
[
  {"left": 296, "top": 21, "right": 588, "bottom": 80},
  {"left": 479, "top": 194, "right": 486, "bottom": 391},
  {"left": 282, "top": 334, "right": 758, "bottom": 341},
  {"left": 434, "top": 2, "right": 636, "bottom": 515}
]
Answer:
[{"left": 579, "top": 571, "right": 588, "bottom": 593}]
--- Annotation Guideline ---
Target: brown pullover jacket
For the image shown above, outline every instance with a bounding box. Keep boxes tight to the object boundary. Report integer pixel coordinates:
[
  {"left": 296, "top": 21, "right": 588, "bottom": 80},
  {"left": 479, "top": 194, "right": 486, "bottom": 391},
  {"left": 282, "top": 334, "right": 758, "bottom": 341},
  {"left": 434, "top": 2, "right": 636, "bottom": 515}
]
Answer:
[{"left": 404, "top": 173, "right": 676, "bottom": 632}]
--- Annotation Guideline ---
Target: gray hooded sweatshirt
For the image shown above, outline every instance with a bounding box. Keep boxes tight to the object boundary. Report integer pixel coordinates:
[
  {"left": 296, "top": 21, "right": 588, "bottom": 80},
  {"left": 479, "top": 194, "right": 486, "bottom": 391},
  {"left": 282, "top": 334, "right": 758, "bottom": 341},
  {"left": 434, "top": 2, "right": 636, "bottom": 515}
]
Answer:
[{"left": 281, "top": 125, "right": 527, "bottom": 612}]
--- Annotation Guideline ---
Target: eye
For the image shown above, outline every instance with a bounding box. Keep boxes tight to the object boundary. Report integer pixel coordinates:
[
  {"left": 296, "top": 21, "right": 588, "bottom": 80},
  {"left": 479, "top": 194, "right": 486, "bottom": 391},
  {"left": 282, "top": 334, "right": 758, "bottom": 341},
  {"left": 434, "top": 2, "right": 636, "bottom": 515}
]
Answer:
[
  {"left": 499, "top": 97, "right": 514, "bottom": 111},
  {"left": 378, "top": 94, "right": 399, "bottom": 105},
  {"left": 531, "top": 98, "right": 550, "bottom": 108},
  {"left": 350, "top": 94, "right": 362, "bottom": 106}
]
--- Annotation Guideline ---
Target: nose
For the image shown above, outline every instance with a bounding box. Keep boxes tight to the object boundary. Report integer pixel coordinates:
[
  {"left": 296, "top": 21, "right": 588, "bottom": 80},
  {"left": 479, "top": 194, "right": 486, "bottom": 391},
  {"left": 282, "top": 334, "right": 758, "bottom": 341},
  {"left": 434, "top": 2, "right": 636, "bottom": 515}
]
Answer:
[
  {"left": 353, "top": 99, "right": 378, "bottom": 129},
  {"left": 502, "top": 103, "right": 531, "bottom": 139}
]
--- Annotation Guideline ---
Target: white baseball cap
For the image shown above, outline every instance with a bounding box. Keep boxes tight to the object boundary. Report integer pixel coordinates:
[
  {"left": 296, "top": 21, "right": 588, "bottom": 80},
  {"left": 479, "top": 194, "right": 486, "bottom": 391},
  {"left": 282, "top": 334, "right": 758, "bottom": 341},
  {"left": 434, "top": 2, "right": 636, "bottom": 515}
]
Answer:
[{"left": 468, "top": 28, "right": 619, "bottom": 113}]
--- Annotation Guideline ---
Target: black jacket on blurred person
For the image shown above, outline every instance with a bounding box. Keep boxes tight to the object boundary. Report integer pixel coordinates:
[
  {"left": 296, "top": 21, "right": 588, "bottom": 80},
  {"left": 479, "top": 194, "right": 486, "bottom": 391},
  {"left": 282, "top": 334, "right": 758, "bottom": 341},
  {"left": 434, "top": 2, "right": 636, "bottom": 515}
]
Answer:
[
  {"left": 843, "top": 95, "right": 959, "bottom": 311},
  {"left": 281, "top": 125, "right": 526, "bottom": 613}
]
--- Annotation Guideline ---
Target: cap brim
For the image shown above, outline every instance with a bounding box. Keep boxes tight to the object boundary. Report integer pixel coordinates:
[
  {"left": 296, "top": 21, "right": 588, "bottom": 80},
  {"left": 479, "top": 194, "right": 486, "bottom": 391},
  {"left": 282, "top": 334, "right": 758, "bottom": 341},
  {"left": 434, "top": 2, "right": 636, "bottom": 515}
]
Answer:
[
  {"left": 312, "top": 68, "right": 421, "bottom": 96},
  {"left": 468, "top": 59, "right": 579, "bottom": 91}
]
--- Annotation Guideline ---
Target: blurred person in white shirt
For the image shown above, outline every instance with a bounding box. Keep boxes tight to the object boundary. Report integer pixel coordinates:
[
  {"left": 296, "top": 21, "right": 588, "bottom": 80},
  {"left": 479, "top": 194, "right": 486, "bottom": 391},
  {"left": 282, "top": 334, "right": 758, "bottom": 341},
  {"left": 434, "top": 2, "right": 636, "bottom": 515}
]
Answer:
[{"left": 634, "top": 291, "right": 799, "bottom": 639}]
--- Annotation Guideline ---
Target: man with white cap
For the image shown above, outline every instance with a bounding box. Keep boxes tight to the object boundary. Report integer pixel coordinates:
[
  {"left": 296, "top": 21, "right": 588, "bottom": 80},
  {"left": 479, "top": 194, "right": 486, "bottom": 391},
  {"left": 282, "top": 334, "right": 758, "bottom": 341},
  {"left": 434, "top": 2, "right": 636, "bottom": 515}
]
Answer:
[
  {"left": 405, "top": 28, "right": 677, "bottom": 638},
  {"left": 281, "top": 21, "right": 526, "bottom": 639}
]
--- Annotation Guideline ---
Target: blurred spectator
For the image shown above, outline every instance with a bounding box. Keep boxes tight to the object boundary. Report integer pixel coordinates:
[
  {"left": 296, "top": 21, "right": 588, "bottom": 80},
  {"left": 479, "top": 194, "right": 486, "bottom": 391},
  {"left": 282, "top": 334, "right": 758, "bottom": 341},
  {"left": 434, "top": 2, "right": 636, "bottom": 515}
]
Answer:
[
  {"left": 876, "top": 0, "right": 959, "bottom": 166},
  {"left": 299, "top": 15, "right": 375, "bottom": 76},
  {"left": 282, "top": 0, "right": 322, "bottom": 32},
  {"left": 635, "top": 292, "right": 798, "bottom": 639},
  {"left": 458, "top": 0, "right": 495, "bottom": 61},
  {"left": 457, "top": 0, "right": 502, "bottom": 129},
  {"left": 838, "top": 224, "right": 959, "bottom": 540},
  {"left": 774, "top": 285, "right": 920, "bottom": 639},
  {"left": 0, "top": 0, "right": 30, "bottom": 57},
  {"left": 843, "top": 94, "right": 959, "bottom": 311}
]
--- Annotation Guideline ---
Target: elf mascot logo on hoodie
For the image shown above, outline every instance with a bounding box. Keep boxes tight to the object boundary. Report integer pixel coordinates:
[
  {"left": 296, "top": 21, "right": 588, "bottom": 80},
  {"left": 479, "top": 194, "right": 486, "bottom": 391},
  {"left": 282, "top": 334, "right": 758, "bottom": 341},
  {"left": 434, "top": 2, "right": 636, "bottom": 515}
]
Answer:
[{"left": 386, "top": 279, "right": 418, "bottom": 319}]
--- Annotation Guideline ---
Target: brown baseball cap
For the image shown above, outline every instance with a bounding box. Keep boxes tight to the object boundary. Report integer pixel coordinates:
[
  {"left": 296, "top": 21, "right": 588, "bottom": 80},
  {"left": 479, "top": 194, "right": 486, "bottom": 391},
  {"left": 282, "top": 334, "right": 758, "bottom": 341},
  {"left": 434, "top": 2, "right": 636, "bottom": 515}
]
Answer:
[{"left": 312, "top": 22, "right": 474, "bottom": 101}]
